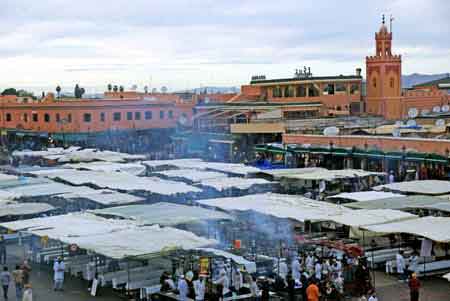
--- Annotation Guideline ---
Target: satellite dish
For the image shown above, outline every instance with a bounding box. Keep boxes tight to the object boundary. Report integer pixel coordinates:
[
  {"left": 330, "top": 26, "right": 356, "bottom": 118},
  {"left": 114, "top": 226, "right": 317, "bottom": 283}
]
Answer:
[
  {"left": 392, "top": 128, "right": 401, "bottom": 137},
  {"left": 442, "top": 105, "right": 450, "bottom": 113},
  {"left": 421, "top": 109, "right": 430, "bottom": 116},
  {"left": 436, "top": 119, "right": 445, "bottom": 127},
  {"left": 395, "top": 121, "right": 404, "bottom": 127},
  {"left": 408, "top": 108, "right": 418, "bottom": 118},
  {"left": 323, "top": 126, "right": 339, "bottom": 136},
  {"left": 406, "top": 120, "right": 417, "bottom": 127},
  {"left": 433, "top": 106, "right": 441, "bottom": 113}
]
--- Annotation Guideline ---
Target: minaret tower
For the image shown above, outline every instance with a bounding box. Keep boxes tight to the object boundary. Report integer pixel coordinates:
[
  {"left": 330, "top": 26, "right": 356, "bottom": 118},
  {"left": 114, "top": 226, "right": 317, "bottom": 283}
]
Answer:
[{"left": 366, "top": 15, "right": 402, "bottom": 119}]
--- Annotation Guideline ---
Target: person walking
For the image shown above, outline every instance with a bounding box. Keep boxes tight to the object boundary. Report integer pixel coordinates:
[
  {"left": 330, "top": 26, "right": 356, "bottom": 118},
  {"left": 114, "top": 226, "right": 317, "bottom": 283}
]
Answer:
[
  {"left": 1, "top": 266, "right": 11, "bottom": 300},
  {"left": 19, "top": 262, "right": 30, "bottom": 286},
  {"left": 306, "top": 279, "right": 320, "bottom": 301},
  {"left": 396, "top": 251, "right": 406, "bottom": 282},
  {"left": 12, "top": 265, "right": 23, "bottom": 300},
  {"left": 408, "top": 273, "right": 421, "bottom": 301},
  {"left": 53, "top": 257, "right": 65, "bottom": 291}
]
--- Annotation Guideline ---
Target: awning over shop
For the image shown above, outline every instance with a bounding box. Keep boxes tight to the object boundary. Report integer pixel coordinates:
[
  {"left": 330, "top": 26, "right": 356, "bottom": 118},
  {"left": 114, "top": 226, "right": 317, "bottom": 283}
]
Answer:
[{"left": 362, "top": 216, "right": 450, "bottom": 243}]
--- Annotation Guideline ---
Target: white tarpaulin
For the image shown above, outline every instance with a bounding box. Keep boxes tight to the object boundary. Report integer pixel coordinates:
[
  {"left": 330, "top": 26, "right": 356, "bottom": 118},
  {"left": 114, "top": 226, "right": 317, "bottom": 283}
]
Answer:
[
  {"left": 91, "top": 203, "right": 233, "bottom": 226},
  {"left": 0, "top": 174, "right": 19, "bottom": 182},
  {"left": 258, "top": 168, "right": 326, "bottom": 180},
  {"left": 30, "top": 169, "right": 201, "bottom": 195},
  {"left": 199, "top": 177, "right": 273, "bottom": 191},
  {"left": 196, "top": 248, "right": 256, "bottom": 273},
  {"left": 13, "top": 147, "right": 145, "bottom": 163},
  {"left": 62, "top": 189, "right": 145, "bottom": 206},
  {"left": 0, "top": 213, "right": 216, "bottom": 258},
  {"left": 373, "top": 180, "right": 450, "bottom": 195},
  {"left": 324, "top": 209, "right": 417, "bottom": 227},
  {"left": 344, "top": 195, "right": 449, "bottom": 210},
  {"left": 443, "top": 272, "right": 450, "bottom": 282},
  {"left": 197, "top": 193, "right": 350, "bottom": 222},
  {"left": 0, "top": 200, "right": 54, "bottom": 217},
  {"left": 143, "top": 159, "right": 260, "bottom": 176},
  {"left": 362, "top": 216, "right": 450, "bottom": 242},
  {"left": 64, "top": 162, "right": 146, "bottom": 176},
  {"left": 4, "top": 181, "right": 99, "bottom": 198},
  {"left": 155, "top": 169, "right": 228, "bottom": 182},
  {"left": 327, "top": 191, "right": 404, "bottom": 202}
]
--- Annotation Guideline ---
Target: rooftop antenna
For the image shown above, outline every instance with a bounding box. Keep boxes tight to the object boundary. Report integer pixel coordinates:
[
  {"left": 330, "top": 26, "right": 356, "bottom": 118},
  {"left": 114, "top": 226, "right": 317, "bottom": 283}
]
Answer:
[
  {"left": 382, "top": 14, "right": 385, "bottom": 25},
  {"left": 390, "top": 15, "right": 394, "bottom": 33}
]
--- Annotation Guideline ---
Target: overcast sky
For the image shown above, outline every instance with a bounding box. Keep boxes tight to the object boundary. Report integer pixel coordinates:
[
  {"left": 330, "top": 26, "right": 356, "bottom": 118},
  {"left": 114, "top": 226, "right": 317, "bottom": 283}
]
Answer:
[{"left": 1, "top": 0, "right": 449, "bottom": 93}]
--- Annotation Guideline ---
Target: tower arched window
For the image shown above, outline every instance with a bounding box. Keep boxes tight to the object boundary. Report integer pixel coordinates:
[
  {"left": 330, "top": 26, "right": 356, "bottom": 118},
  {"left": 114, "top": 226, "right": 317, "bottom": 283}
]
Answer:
[
  {"left": 372, "top": 78, "right": 377, "bottom": 88},
  {"left": 390, "top": 77, "right": 394, "bottom": 88}
]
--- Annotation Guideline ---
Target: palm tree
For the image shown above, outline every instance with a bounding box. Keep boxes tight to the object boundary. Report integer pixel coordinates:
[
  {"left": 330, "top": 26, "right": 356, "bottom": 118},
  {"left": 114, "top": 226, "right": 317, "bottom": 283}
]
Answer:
[
  {"left": 107, "top": 84, "right": 112, "bottom": 92},
  {"left": 113, "top": 85, "right": 118, "bottom": 92},
  {"left": 119, "top": 86, "right": 124, "bottom": 92},
  {"left": 144, "top": 86, "right": 148, "bottom": 94},
  {"left": 56, "top": 86, "right": 61, "bottom": 98}
]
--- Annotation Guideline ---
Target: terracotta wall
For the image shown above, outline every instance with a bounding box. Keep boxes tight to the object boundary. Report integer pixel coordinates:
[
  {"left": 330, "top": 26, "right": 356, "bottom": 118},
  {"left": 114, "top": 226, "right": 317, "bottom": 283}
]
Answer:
[{"left": 283, "top": 134, "right": 450, "bottom": 156}]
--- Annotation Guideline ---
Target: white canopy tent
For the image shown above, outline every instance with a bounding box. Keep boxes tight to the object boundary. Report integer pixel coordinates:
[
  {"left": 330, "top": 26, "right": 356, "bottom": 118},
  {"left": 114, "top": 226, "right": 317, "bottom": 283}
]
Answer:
[
  {"left": 324, "top": 209, "right": 417, "bottom": 227},
  {"left": 197, "top": 193, "right": 350, "bottom": 222},
  {"left": 30, "top": 169, "right": 201, "bottom": 195},
  {"left": 0, "top": 213, "right": 216, "bottom": 259},
  {"left": 199, "top": 177, "right": 274, "bottom": 191},
  {"left": 327, "top": 191, "right": 404, "bottom": 203},
  {"left": 155, "top": 169, "right": 228, "bottom": 183},
  {"left": 280, "top": 169, "right": 385, "bottom": 182},
  {"left": 91, "top": 203, "right": 233, "bottom": 226},
  {"left": 62, "top": 189, "right": 145, "bottom": 206},
  {"left": 373, "top": 180, "right": 450, "bottom": 196},
  {"left": 362, "top": 216, "right": 450, "bottom": 243},
  {"left": 64, "top": 161, "right": 146, "bottom": 176},
  {"left": 196, "top": 248, "right": 256, "bottom": 273},
  {"left": 0, "top": 200, "right": 54, "bottom": 217}
]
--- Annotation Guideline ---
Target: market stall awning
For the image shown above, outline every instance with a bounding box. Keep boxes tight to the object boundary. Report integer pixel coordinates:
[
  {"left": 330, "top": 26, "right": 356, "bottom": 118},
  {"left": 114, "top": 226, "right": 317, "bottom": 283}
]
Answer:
[
  {"left": 197, "top": 193, "right": 351, "bottom": 223},
  {"left": 91, "top": 203, "right": 234, "bottom": 226},
  {"left": 0, "top": 201, "right": 54, "bottom": 218},
  {"left": 373, "top": 180, "right": 450, "bottom": 195},
  {"left": 362, "top": 216, "right": 450, "bottom": 243},
  {"left": 327, "top": 191, "right": 404, "bottom": 203},
  {"left": 196, "top": 248, "right": 256, "bottom": 273},
  {"left": 199, "top": 177, "right": 274, "bottom": 191},
  {"left": 0, "top": 213, "right": 216, "bottom": 259},
  {"left": 344, "top": 195, "right": 450, "bottom": 210},
  {"left": 154, "top": 169, "right": 228, "bottom": 183},
  {"left": 277, "top": 169, "right": 385, "bottom": 182},
  {"left": 324, "top": 209, "right": 417, "bottom": 227}
]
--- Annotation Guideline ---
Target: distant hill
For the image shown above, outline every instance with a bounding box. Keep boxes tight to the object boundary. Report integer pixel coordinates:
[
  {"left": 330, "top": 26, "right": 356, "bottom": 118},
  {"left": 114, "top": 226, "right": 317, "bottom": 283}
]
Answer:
[{"left": 402, "top": 73, "right": 450, "bottom": 88}]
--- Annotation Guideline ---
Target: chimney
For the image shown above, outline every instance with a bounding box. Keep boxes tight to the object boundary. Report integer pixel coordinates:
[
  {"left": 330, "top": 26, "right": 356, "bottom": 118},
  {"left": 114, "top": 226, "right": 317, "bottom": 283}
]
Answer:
[{"left": 356, "top": 68, "right": 362, "bottom": 77}]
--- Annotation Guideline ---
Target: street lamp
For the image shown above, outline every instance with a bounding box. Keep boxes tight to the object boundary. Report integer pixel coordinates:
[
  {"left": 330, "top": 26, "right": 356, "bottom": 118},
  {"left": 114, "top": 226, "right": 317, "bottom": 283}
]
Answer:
[{"left": 57, "top": 118, "right": 69, "bottom": 147}]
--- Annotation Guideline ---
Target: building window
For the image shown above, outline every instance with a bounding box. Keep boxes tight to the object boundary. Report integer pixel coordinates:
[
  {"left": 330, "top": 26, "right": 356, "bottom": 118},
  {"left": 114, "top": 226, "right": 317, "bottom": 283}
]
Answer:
[
  {"left": 135, "top": 112, "right": 141, "bottom": 120},
  {"left": 67, "top": 114, "right": 72, "bottom": 123},
  {"left": 168, "top": 110, "right": 173, "bottom": 119},
  {"left": 83, "top": 113, "right": 92, "bottom": 123},
  {"left": 32, "top": 113, "right": 38, "bottom": 122},
  {"left": 5, "top": 113, "right": 11, "bottom": 122},
  {"left": 127, "top": 112, "right": 133, "bottom": 121},
  {"left": 296, "top": 85, "right": 307, "bottom": 97},
  {"left": 100, "top": 112, "right": 105, "bottom": 122},
  {"left": 272, "top": 87, "right": 282, "bottom": 98},
  {"left": 44, "top": 113, "right": 50, "bottom": 122},
  {"left": 56, "top": 113, "right": 60, "bottom": 122},
  {"left": 335, "top": 83, "right": 346, "bottom": 93},
  {"left": 350, "top": 83, "right": 360, "bottom": 95},
  {"left": 323, "top": 84, "right": 335, "bottom": 95},
  {"left": 372, "top": 78, "right": 377, "bottom": 88},
  {"left": 284, "top": 86, "right": 294, "bottom": 97},
  {"left": 23, "top": 113, "right": 28, "bottom": 122},
  {"left": 145, "top": 111, "right": 152, "bottom": 120},
  {"left": 113, "top": 112, "right": 121, "bottom": 121},
  {"left": 390, "top": 78, "right": 395, "bottom": 88},
  {"left": 160, "top": 111, "right": 164, "bottom": 119}
]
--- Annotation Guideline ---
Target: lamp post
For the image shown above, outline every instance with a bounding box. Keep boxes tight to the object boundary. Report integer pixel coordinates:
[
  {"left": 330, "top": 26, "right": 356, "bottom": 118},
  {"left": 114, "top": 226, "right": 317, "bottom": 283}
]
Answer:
[{"left": 57, "top": 118, "right": 69, "bottom": 147}]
